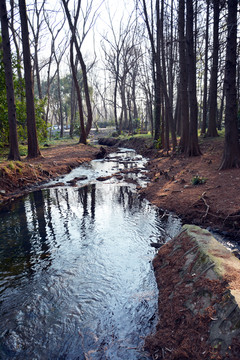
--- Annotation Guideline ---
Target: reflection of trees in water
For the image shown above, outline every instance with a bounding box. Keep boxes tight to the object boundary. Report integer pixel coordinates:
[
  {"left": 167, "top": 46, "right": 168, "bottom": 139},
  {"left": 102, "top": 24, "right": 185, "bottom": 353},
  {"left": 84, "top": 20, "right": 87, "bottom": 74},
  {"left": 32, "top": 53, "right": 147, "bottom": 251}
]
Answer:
[
  {"left": 32, "top": 191, "right": 49, "bottom": 255},
  {"left": 117, "top": 186, "right": 143, "bottom": 213},
  {"left": 77, "top": 184, "right": 96, "bottom": 239},
  {"left": 54, "top": 188, "right": 71, "bottom": 240},
  {"left": 45, "top": 190, "right": 57, "bottom": 244},
  {"left": 0, "top": 183, "right": 146, "bottom": 286},
  {"left": 91, "top": 184, "right": 96, "bottom": 220},
  {"left": 0, "top": 198, "right": 33, "bottom": 280},
  {"left": 22, "top": 190, "right": 52, "bottom": 272}
]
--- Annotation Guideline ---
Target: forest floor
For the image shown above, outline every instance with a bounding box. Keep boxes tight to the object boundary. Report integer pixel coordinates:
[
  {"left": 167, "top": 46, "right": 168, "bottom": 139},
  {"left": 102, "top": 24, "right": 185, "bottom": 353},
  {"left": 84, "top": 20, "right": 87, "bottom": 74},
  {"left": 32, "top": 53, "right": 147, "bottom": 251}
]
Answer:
[
  {"left": 139, "top": 136, "right": 240, "bottom": 239},
  {"left": 0, "top": 135, "right": 240, "bottom": 238}
]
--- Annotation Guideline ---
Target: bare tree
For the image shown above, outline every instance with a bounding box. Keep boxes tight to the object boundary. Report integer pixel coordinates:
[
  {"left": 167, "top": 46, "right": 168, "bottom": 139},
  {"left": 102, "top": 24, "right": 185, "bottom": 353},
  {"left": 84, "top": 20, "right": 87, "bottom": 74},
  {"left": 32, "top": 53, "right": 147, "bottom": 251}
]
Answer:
[
  {"left": 43, "top": 8, "right": 65, "bottom": 128},
  {"left": 0, "top": 0, "right": 20, "bottom": 160},
  {"left": 70, "top": 37, "right": 86, "bottom": 143},
  {"left": 9, "top": 0, "right": 24, "bottom": 97},
  {"left": 101, "top": 11, "right": 134, "bottom": 134},
  {"left": 19, "top": 0, "right": 41, "bottom": 158},
  {"left": 28, "top": 0, "right": 46, "bottom": 100},
  {"left": 141, "top": 0, "right": 176, "bottom": 150},
  {"left": 62, "top": 0, "right": 94, "bottom": 141}
]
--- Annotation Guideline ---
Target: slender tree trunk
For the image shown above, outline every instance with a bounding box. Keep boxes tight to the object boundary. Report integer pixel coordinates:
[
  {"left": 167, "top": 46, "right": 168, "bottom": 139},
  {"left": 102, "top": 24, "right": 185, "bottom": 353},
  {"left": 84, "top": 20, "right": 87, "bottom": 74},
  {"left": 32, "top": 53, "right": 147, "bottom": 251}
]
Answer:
[
  {"left": 70, "top": 76, "right": 76, "bottom": 138},
  {"left": 19, "top": 0, "right": 41, "bottom": 158},
  {"left": 142, "top": 0, "right": 176, "bottom": 150},
  {"left": 132, "top": 71, "right": 138, "bottom": 122},
  {"left": 120, "top": 79, "right": 128, "bottom": 130},
  {"left": 186, "top": 0, "right": 201, "bottom": 156},
  {"left": 155, "top": 0, "right": 161, "bottom": 141},
  {"left": 56, "top": 63, "right": 64, "bottom": 138},
  {"left": 218, "top": 84, "right": 225, "bottom": 130},
  {"left": 9, "top": 0, "right": 24, "bottom": 101},
  {"left": 160, "top": 0, "right": 168, "bottom": 150},
  {"left": 161, "top": 92, "right": 165, "bottom": 148},
  {"left": 168, "top": 0, "right": 174, "bottom": 119},
  {"left": 207, "top": 0, "right": 219, "bottom": 137},
  {"left": 178, "top": 0, "right": 189, "bottom": 153},
  {"left": 175, "top": 85, "right": 181, "bottom": 135},
  {"left": 113, "top": 76, "right": 119, "bottom": 134},
  {"left": 219, "top": 0, "right": 240, "bottom": 169},
  {"left": 34, "top": 40, "right": 42, "bottom": 99},
  {"left": 78, "top": 51, "right": 92, "bottom": 137},
  {"left": 70, "top": 39, "right": 86, "bottom": 144},
  {"left": 201, "top": 0, "right": 209, "bottom": 135},
  {"left": 62, "top": 0, "right": 93, "bottom": 139},
  {"left": 0, "top": 0, "right": 20, "bottom": 160}
]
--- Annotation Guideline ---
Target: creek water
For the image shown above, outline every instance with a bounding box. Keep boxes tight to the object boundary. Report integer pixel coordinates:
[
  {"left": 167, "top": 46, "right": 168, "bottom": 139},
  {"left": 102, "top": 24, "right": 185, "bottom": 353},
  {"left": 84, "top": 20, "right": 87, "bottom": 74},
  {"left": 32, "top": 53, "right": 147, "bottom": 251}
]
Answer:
[{"left": 0, "top": 149, "right": 182, "bottom": 359}]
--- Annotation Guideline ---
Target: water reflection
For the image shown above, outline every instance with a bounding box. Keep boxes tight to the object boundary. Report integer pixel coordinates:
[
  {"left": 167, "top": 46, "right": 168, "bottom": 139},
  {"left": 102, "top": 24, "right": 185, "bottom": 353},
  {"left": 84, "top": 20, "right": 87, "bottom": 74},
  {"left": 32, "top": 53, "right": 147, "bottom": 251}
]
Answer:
[{"left": 0, "top": 162, "right": 182, "bottom": 359}]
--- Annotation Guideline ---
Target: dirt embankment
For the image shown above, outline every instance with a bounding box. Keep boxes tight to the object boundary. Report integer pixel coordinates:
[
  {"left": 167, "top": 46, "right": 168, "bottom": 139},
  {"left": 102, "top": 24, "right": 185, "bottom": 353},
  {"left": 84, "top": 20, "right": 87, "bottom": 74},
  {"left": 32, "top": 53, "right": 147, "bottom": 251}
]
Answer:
[
  {"left": 0, "top": 143, "right": 99, "bottom": 206},
  {"left": 0, "top": 136, "right": 240, "bottom": 238}
]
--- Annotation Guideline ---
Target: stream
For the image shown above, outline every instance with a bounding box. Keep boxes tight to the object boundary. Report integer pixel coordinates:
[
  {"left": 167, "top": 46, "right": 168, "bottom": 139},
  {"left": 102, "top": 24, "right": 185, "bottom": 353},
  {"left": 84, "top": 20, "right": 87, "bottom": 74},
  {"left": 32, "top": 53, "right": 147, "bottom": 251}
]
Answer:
[{"left": 0, "top": 149, "right": 182, "bottom": 359}]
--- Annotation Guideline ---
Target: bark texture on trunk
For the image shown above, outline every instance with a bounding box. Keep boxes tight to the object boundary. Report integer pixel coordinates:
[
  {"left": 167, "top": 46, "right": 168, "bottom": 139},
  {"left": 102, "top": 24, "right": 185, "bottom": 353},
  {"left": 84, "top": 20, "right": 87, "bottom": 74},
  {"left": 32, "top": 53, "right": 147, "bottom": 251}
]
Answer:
[
  {"left": 178, "top": 0, "right": 189, "bottom": 153},
  {"left": 207, "top": 0, "right": 219, "bottom": 137},
  {"left": 186, "top": 0, "right": 201, "bottom": 156},
  {"left": 219, "top": 0, "right": 240, "bottom": 170},
  {"left": 0, "top": 0, "right": 20, "bottom": 160},
  {"left": 19, "top": 0, "right": 41, "bottom": 158}
]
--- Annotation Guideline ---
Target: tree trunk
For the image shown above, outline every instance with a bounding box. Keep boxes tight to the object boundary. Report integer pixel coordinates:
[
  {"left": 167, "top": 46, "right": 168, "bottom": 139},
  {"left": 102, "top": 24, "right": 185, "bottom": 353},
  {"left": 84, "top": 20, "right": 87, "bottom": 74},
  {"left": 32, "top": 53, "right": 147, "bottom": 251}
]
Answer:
[
  {"left": 178, "top": 0, "right": 189, "bottom": 153},
  {"left": 70, "top": 76, "right": 76, "bottom": 138},
  {"left": 9, "top": 0, "right": 24, "bottom": 101},
  {"left": 19, "top": 0, "right": 41, "bottom": 158},
  {"left": 154, "top": 0, "right": 161, "bottom": 141},
  {"left": 120, "top": 79, "right": 128, "bottom": 130},
  {"left": 218, "top": 84, "right": 225, "bottom": 130},
  {"left": 56, "top": 63, "right": 64, "bottom": 138},
  {"left": 78, "top": 51, "right": 93, "bottom": 137},
  {"left": 201, "top": 0, "right": 209, "bottom": 135},
  {"left": 70, "top": 38, "right": 86, "bottom": 144},
  {"left": 219, "top": 0, "right": 240, "bottom": 170},
  {"left": 113, "top": 76, "right": 119, "bottom": 134},
  {"left": 0, "top": 0, "right": 20, "bottom": 160},
  {"left": 207, "top": 0, "right": 219, "bottom": 137},
  {"left": 186, "top": 0, "right": 201, "bottom": 156},
  {"left": 34, "top": 40, "right": 43, "bottom": 100},
  {"left": 62, "top": 0, "right": 93, "bottom": 139}
]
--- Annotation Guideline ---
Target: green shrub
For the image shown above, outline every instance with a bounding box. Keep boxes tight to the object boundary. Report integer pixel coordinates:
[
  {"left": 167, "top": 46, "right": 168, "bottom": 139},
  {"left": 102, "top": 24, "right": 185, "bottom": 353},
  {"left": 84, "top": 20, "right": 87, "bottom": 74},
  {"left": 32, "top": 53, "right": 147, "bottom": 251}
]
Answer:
[{"left": 191, "top": 175, "right": 207, "bottom": 185}]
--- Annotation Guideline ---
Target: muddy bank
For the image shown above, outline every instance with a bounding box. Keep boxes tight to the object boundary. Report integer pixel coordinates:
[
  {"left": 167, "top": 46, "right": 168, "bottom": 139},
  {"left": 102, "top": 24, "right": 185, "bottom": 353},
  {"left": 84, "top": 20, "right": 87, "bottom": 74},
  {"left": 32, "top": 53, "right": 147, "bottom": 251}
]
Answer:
[
  {"left": 0, "top": 143, "right": 99, "bottom": 206},
  {"left": 145, "top": 225, "right": 240, "bottom": 360}
]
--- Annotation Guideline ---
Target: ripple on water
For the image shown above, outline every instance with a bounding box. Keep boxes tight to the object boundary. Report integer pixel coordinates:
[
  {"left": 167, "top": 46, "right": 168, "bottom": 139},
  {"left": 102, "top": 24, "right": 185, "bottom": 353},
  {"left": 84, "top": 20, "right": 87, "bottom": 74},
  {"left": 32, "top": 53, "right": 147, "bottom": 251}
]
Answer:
[{"left": 0, "top": 150, "right": 182, "bottom": 359}]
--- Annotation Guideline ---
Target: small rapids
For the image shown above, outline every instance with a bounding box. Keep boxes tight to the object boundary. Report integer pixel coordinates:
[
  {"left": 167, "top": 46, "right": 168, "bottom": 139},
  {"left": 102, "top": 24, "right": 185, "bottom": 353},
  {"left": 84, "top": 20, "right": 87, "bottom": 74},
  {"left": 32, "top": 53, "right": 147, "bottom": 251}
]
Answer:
[{"left": 0, "top": 149, "right": 182, "bottom": 359}]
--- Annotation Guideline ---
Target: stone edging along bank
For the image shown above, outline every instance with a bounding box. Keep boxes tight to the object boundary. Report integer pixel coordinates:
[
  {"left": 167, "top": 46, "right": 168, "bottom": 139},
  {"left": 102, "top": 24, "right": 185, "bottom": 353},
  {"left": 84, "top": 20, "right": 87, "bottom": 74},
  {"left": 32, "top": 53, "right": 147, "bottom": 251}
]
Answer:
[{"left": 145, "top": 225, "right": 240, "bottom": 360}]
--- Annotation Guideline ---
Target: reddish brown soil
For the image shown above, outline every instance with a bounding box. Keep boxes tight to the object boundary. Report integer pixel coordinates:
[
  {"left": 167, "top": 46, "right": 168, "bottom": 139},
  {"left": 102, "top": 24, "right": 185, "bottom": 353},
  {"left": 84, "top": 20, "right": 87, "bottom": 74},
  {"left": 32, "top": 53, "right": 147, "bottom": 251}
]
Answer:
[
  {"left": 140, "top": 137, "right": 240, "bottom": 238},
  {"left": 0, "top": 142, "right": 99, "bottom": 205}
]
